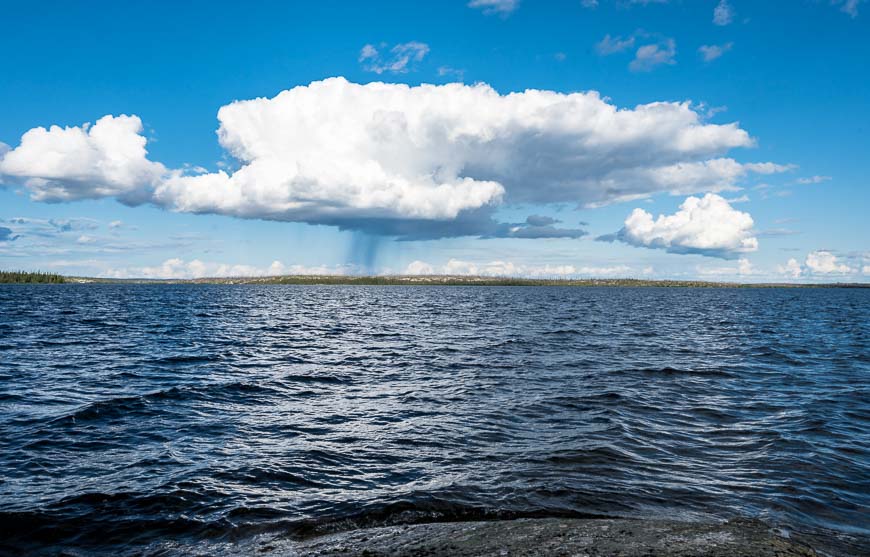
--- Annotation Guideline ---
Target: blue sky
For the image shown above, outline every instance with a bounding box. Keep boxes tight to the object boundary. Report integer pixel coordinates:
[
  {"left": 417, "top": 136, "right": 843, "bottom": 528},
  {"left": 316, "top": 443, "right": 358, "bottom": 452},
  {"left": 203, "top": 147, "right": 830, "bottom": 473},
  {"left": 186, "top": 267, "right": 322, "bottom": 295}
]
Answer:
[{"left": 0, "top": 0, "right": 867, "bottom": 281}]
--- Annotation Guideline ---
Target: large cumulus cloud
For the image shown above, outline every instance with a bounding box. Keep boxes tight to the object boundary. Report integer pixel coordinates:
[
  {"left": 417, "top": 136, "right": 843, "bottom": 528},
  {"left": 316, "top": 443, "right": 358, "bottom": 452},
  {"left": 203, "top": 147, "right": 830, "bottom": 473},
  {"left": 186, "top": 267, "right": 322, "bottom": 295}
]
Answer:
[
  {"left": 602, "top": 193, "right": 759, "bottom": 258},
  {"left": 1, "top": 78, "right": 786, "bottom": 239},
  {"left": 0, "top": 115, "right": 166, "bottom": 204}
]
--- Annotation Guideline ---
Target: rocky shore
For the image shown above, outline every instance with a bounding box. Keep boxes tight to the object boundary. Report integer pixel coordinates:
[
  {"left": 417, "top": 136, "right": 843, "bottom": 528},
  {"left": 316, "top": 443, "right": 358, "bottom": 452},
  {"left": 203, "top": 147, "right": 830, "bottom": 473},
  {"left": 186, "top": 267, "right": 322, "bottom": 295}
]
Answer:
[{"left": 197, "top": 518, "right": 824, "bottom": 556}]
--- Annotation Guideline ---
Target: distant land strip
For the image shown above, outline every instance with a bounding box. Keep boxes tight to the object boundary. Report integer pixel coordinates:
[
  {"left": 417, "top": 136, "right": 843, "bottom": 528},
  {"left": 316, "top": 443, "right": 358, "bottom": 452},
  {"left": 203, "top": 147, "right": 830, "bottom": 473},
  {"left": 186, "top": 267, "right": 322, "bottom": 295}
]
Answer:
[{"left": 1, "top": 270, "right": 868, "bottom": 288}]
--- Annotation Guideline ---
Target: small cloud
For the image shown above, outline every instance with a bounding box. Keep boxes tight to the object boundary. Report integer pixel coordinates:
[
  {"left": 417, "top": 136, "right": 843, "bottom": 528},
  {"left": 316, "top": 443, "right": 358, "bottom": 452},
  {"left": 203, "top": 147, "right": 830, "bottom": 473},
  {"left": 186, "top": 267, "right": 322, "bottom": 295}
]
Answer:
[
  {"left": 796, "top": 175, "right": 831, "bottom": 184},
  {"left": 468, "top": 0, "right": 519, "bottom": 16},
  {"left": 805, "top": 250, "right": 851, "bottom": 274},
  {"left": 437, "top": 66, "right": 465, "bottom": 80},
  {"left": 554, "top": 52, "right": 567, "bottom": 62},
  {"left": 724, "top": 194, "right": 749, "bottom": 203},
  {"left": 359, "top": 42, "right": 430, "bottom": 74},
  {"left": 744, "top": 162, "right": 797, "bottom": 174},
  {"left": 405, "top": 260, "right": 435, "bottom": 275},
  {"left": 832, "top": 0, "right": 863, "bottom": 18},
  {"left": 48, "top": 218, "right": 100, "bottom": 233},
  {"left": 713, "top": 0, "right": 734, "bottom": 25},
  {"left": 581, "top": 0, "right": 599, "bottom": 7},
  {"left": 757, "top": 228, "right": 800, "bottom": 237},
  {"left": 108, "top": 220, "right": 124, "bottom": 230},
  {"left": 698, "top": 42, "right": 733, "bottom": 62},
  {"left": 76, "top": 235, "right": 96, "bottom": 244},
  {"left": 608, "top": 193, "right": 758, "bottom": 259},
  {"left": 629, "top": 38, "right": 676, "bottom": 72},
  {"left": 596, "top": 34, "right": 636, "bottom": 55},
  {"left": 777, "top": 258, "right": 803, "bottom": 278}
]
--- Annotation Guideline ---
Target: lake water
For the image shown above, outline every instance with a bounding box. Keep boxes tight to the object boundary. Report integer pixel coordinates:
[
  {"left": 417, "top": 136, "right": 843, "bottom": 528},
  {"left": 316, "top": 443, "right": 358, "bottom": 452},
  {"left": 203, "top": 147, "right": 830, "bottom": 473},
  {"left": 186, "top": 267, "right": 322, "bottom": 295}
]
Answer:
[{"left": 0, "top": 285, "right": 867, "bottom": 555}]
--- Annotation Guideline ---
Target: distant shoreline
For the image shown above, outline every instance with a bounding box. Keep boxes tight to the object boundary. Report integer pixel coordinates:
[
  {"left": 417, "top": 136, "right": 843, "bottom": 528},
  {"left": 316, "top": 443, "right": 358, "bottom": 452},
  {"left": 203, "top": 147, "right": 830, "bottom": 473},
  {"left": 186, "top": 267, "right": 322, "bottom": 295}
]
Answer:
[{"left": 1, "top": 270, "right": 867, "bottom": 288}]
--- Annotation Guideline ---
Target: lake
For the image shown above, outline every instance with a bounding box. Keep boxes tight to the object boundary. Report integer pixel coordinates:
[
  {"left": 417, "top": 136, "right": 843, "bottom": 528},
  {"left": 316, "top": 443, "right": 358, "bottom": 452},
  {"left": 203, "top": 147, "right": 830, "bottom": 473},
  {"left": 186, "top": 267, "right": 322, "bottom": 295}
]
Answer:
[{"left": 0, "top": 285, "right": 867, "bottom": 555}]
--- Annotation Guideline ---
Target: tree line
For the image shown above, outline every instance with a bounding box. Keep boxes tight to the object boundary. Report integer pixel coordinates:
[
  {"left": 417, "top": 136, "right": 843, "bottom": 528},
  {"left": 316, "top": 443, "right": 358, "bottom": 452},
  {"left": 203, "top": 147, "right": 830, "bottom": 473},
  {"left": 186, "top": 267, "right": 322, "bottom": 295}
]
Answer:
[{"left": 0, "top": 271, "right": 66, "bottom": 283}]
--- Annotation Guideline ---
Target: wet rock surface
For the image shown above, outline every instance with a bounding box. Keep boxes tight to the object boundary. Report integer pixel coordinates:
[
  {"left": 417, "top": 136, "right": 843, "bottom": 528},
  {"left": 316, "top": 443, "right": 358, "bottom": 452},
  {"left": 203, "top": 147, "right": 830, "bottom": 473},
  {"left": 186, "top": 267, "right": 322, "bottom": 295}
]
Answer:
[{"left": 255, "top": 518, "right": 821, "bottom": 556}]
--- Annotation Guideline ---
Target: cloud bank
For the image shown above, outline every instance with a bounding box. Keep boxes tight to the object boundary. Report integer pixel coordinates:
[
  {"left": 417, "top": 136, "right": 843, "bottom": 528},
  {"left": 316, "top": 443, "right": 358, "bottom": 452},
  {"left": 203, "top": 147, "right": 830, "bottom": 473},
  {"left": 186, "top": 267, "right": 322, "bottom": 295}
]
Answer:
[
  {"left": 604, "top": 193, "right": 759, "bottom": 258},
  {"left": 102, "top": 258, "right": 347, "bottom": 280},
  {"left": 2, "top": 78, "right": 786, "bottom": 239},
  {"left": 405, "top": 258, "right": 637, "bottom": 278}
]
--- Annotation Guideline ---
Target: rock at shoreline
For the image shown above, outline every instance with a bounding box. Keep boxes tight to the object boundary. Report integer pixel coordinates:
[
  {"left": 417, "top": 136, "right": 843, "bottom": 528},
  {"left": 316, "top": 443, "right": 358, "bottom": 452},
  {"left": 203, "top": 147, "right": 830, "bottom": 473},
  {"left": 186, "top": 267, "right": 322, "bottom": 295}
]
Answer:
[{"left": 243, "top": 518, "right": 820, "bottom": 556}]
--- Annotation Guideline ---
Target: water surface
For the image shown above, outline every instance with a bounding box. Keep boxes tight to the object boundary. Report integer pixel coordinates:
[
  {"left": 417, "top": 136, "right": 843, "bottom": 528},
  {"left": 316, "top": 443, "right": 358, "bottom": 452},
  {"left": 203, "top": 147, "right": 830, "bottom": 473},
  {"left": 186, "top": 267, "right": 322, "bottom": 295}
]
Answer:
[{"left": 0, "top": 285, "right": 867, "bottom": 554}]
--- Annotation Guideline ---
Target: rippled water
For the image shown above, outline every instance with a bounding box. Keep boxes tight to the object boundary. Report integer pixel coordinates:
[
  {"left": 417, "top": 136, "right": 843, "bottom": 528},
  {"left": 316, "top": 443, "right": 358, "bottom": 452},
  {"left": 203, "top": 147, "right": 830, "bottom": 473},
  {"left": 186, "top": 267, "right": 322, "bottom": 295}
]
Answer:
[{"left": 1, "top": 285, "right": 867, "bottom": 555}]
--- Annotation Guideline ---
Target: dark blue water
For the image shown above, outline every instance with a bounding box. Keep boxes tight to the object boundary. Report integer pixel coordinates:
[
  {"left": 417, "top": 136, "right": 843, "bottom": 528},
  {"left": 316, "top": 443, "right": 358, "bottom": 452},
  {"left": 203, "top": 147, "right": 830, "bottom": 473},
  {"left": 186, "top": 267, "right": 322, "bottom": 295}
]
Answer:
[{"left": 0, "top": 285, "right": 867, "bottom": 555}]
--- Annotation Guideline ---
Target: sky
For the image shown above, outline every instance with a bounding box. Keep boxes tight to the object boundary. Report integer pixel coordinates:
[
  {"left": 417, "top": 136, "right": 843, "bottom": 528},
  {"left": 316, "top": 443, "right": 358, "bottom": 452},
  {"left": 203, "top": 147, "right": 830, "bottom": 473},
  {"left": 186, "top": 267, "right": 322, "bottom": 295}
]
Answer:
[{"left": 0, "top": 0, "right": 868, "bottom": 282}]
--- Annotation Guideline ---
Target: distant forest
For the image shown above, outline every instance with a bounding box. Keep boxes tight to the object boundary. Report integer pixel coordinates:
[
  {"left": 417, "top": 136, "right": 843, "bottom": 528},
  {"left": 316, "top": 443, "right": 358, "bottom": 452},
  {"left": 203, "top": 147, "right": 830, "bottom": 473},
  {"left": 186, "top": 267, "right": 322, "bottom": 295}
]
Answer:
[{"left": 0, "top": 271, "right": 65, "bottom": 284}]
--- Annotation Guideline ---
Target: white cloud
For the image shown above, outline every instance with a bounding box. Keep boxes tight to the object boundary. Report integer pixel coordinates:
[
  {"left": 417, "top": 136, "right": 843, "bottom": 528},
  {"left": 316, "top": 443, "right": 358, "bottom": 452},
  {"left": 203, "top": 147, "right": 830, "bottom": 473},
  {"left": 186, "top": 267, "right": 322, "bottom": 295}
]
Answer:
[
  {"left": 805, "top": 251, "right": 851, "bottom": 274},
  {"left": 779, "top": 251, "right": 858, "bottom": 278},
  {"left": 778, "top": 258, "right": 803, "bottom": 279},
  {"left": 697, "top": 257, "right": 756, "bottom": 277},
  {"left": 698, "top": 42, "right": 733, "bottom": 62},
  {"left": 796, "top": 175, "right": 831, "bottom": 184},
  {"left": 612, "top": 193, "right": 759, "bottom": 258},
  {"left": 108, "top": 220, "right": 124, "bottom": 229},
  {"left": 410, "top": 258, "right": 634, "bottom": 278},
  {"left": 405, "top": 260, "right": 435, "bottom": 275},
  {"left": 725, "top": 194, "right": 749, "bottom": 203},
  {"left": 863, "top": 265, "right": 870, "bottom": 275},
  {"left": 596, "top": 34, "right": 636, "bottom": 55},
  {"left": 468, "top": 0, "right": 519, "bottom": 16},
  {"left": 630, "top": 38, "right": 676, "bottom": 72},
  {"left": 0, "top": 115, "right": 167, "bottom": 203},
  {"left": 744, "top": 162, "right": 796, "bottom": 174},
  {"left": 833, "top": 0, "right": 863, "bottom": 18},
  {"left": 358, "top": 42, "right": 429, "bottom": 74},
  {"left": 102, "top": 258, "right": 346, "bottom": 280},
  {"left": 4, "top": 78, "right": 784, "bottom": 239},
  {"left": 713, "top": 0, "right": 734, "bottom": 25},
  {"left": 437, "top": 66, "right": 465, "bottom": 80}
]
